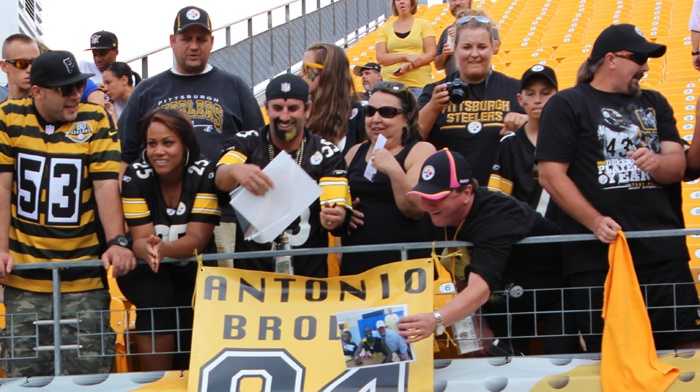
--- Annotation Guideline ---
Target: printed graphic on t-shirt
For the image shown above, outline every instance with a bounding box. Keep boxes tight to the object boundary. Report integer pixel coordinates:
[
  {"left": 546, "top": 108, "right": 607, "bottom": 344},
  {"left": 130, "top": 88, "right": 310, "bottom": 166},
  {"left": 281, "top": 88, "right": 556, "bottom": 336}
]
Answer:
[
  {"left": 443, "top": 99, "right": 511, "bottom": 132},
  {"left": 157, "top": 94, "right": 224, "bottom": 133},
  {"left": 595, "top": 106, "right": 660, "bottom": 190}
]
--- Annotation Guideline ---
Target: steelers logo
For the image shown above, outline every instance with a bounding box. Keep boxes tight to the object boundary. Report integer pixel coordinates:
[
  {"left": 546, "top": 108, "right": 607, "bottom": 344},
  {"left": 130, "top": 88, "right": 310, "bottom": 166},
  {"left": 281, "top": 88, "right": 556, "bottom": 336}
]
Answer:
[
  {"left": 467, "top": 121, "right": 482, "bottom": 134},
  {"left": 422, "top": 165, "right": 436, "bottom": 181},
  {"left": 598, "top": 174, "right": 609, "bottom": 185},
  {"left": 186, "top": 8, "right": 201, "bottom": 21},
  {"left": 310, "top": 151, "right": 323, "bottom": 166},
  {"left": 531, "top": 64, "right": 545, "bottom": 72}
]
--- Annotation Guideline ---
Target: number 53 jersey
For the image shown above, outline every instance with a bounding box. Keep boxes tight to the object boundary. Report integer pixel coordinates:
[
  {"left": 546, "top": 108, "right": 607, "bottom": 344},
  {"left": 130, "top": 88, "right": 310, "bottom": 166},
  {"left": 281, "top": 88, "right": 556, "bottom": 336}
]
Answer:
[{"left": 0, "top": 99, "right": 122, "bottom": 293}]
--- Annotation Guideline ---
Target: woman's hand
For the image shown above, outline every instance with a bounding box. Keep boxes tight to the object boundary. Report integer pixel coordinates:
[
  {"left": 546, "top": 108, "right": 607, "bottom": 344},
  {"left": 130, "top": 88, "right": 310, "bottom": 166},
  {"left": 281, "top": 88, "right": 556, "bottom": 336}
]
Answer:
[
  {"left": 394, "top": 63, "right": 413, "bottom": 77},
  {"left": 371, "top": 148, "right": 401, "bottom": 177},
  {"left": 320, "top": 205, "right": 346, "bottom": 231},
  {"left": 397, "top": 312, "right": 437, "bottom": 343},
  {"left": 145, "top": 234, "right": 162, "bottom": 273},
  {"left": 349, "top": 198, "right": 365, "bottom": 231}
]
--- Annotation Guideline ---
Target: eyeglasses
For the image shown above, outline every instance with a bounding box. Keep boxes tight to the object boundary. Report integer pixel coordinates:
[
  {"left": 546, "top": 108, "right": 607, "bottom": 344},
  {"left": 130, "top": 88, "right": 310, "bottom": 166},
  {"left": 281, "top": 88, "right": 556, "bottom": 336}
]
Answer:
[
  {"left": 50, "top": 80, "right": 87, "bottom": 97},
  {"left": 3, "top": 58, "right": 33, "bottom": 70},
  {"left": 456, "top": 15, "right": 493, "bottom": 25},
  {"left": 366, "top": 105, "right": 404, "bottom": 118},
  {"left": 612, "top": 52, "right": 648, "bottom": 65}
]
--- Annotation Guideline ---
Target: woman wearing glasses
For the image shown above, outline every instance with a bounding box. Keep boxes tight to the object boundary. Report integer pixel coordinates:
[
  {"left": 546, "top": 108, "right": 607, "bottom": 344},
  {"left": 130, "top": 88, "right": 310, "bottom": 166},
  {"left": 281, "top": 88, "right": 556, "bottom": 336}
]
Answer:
[
  {"left": 301, "top": 43, "right": 365, "bottom": 154},
  {"left": 376, "top": 0, "right": 437, "bottom": 97},
  {"left": 418, "top": 14, "right": 526, "bottom": 187},
  {"left": 340, "top": 82, "right": 434, "bottom": 275}
]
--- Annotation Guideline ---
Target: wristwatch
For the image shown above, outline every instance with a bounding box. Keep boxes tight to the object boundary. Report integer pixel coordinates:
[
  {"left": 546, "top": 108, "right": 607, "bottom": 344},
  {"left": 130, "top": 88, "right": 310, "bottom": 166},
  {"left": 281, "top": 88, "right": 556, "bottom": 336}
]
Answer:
[
  {"left": 433, "top": 311, "right": 446, "bottom": 336},
  {"left": 106, "top": 234, "right": 132, "bottom": 249}
]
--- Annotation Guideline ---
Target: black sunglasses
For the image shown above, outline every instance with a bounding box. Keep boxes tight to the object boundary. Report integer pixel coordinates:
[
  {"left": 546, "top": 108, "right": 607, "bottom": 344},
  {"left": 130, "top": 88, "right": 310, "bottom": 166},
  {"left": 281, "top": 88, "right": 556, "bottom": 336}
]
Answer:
[
  {"left": 613, "top": 52, "right": 648, "bottom": 65},
  {"left": 4, "top": 58, "right": 33, "bottom": 70},
  {"left": 51, "top": 80, "right": 87, "bottom": 97},
  {"left": 366, "top": 105, "right": 404, "bottom": 118}
]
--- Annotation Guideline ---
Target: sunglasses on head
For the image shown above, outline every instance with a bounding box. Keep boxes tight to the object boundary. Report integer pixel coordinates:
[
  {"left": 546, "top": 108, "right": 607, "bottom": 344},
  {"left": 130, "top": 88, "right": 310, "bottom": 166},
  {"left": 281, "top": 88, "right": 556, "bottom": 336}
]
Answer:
[
  {"left": 456, "top": 15, "right": 492, "bottom": 25},
  {"left": 50, "top": 80, "right": 87, "bottom": 97},
  {"left": 4, "top": 58, "right": 33, "bottom": 70},
  {"left": 612, "top": 52, "right": 648, "bottom": 65},
  {"left": 366, "top": 105, "right": 404, "bottom": 118}
]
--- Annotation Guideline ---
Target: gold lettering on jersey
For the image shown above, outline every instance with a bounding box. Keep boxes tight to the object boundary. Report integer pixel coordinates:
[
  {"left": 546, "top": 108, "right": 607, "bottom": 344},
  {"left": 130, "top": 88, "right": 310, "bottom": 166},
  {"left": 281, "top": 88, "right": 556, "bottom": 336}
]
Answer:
[
  {"left": 443, "top": 99, "right": 511, "bottom": 129},
  {"left": 65, "top": 121, "right": 93, "bottom": 143},
  {"left": 159, "top": 97, "right": 224, "bottom": 133}
]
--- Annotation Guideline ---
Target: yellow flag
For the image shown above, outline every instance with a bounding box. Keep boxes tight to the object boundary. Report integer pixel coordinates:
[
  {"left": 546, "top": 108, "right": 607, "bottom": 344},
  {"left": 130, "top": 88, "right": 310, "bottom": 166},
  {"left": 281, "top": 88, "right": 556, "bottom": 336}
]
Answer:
[{"left": 600, "top": 232, "right": 678, "bottom": 391}]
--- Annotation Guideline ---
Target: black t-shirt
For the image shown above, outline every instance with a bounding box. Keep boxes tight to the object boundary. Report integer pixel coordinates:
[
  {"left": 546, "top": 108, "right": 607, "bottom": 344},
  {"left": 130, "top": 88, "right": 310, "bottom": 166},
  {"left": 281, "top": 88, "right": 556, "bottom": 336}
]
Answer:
[
  {"left": 536, "top": 83, "right": 688, "bottom": 274},
  {"left": 436, "top": 26, "right": 457, "bottom": 77},
  {"left": 443, "top": 188, "right": 558, "bottom": 291},
  {"left": 121, "top": 158, "right": 221, "bottom": 254},
  {"left": 344, "top": 101, "right": 367, "bottom": 155},
  {"left": 218, "top": 126, "right": 347, "bottom": 277},
  {"left": 488, "top": 127, "right": 551, "bottom": 215},
  {"left": 418, "top": 71, "right": 523, "bottom": 185}
]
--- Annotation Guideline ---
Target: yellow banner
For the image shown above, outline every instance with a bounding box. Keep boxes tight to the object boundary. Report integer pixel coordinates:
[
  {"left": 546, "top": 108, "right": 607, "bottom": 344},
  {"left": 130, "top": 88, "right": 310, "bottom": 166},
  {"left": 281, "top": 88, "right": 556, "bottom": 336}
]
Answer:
[{"left": 187, "top": 259, "right": 434, "bottom": 391}]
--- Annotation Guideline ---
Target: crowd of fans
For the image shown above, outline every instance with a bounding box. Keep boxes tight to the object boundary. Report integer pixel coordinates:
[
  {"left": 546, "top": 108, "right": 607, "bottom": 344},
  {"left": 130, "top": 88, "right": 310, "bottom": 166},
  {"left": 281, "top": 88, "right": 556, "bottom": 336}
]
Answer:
[{"left": 0, "top": 0, "right": 699, "bottom": 377}]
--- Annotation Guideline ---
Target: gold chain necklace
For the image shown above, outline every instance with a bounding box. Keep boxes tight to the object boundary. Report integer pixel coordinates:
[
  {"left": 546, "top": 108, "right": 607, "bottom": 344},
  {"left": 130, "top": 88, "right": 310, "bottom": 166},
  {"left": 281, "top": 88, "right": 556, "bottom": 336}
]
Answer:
[{"left": 268, "top": 136, "right": 306, "bottom": 166}]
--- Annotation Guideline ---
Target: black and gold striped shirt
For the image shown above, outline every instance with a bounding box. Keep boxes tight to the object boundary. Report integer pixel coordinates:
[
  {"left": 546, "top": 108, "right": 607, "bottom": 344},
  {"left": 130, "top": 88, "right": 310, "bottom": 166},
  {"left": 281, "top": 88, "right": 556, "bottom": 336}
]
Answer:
[{"left": 0, "top": 98, "right": 121, "bottom": 293}]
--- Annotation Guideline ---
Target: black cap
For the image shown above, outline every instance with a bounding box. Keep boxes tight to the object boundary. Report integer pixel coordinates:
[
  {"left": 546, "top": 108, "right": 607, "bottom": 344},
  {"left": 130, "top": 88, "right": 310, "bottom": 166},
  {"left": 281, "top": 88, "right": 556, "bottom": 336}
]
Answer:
[
  {"left": 409, "top": 149, "right": 472, "bottom": 200},
  {"left": 265, "top": 73, "right": 309, "bottom": 102},
  {"left": 353, "top": 62, "right": 381, "bottom": 76},
  {"left": 87, "top": 31, "right": 118, "bottom": 50},
  {"left": 30, "top": 51, "right": 94, "bottom": 88},
  {"left": 520, "top": 64, "right": 558, "bottom": 90},
  {"left": 589, "top": 24, "right": 666, "bottom": 63},
  {"left": 173, "top": 6, "right": 212, "bottom": 34}
]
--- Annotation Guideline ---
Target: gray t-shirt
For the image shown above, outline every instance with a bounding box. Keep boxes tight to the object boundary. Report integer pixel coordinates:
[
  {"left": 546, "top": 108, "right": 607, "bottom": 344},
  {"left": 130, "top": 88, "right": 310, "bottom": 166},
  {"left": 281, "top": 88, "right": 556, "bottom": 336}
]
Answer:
[{"left": 436, "top": 26, "right": 457, "bottom": 77}]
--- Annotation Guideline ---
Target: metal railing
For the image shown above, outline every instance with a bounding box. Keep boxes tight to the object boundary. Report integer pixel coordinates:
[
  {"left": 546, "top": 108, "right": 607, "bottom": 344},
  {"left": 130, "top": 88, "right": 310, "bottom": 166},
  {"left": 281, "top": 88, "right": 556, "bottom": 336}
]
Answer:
[
  {"left": 124, "top": 0, "right": 391, "bottom": 93},
  {"left": 1, "top": 228, "right": 699, "bottom": 377}
]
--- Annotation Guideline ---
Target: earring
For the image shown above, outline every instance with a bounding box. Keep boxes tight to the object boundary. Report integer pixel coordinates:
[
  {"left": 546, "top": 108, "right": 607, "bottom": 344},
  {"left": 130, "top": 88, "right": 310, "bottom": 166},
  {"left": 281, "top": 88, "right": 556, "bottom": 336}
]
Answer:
[
  {"left": 185, "top": 149, "right": 190, "bottom": 166},
  {"left": 140, "top": 149, "right": 147, "bottom": 163}
]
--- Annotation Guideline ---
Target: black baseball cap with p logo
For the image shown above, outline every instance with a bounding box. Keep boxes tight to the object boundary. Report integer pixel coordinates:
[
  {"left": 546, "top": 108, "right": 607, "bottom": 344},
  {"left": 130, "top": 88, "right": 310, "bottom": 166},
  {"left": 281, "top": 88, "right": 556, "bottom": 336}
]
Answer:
[
  {"left": 173, "top": 6, "right": 212, "bottom": 34},
  {"left": 30, "top": 51, "right": 94, "bottom": 88}
]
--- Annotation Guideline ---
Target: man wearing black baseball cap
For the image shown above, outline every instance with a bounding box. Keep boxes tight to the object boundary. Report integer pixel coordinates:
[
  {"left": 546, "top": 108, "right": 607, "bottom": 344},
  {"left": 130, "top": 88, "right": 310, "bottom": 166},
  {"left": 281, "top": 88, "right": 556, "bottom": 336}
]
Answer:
[
  {"left": 79, "top": 30, "right": 119, "bottom": 84},
  {"left": 488, "top": 64, "right": 558, "bottom": 211},
  {"left": 0, "top": 50, "right": 135, "bottom": 376},
  {"left": 538, "top": 24, "right": 698, "bottom": 351},
  {"left": 215, "top": 73, "right": 350, "bottom": 278},
  {"left": 119, "top": 6, "right": 264, "bottom": 265},
  {"left": 397, "top": 149, "right": 568, "bottom": 355},
  {"left": 353, "top": 62, "right": 383, "bottom": 101}
]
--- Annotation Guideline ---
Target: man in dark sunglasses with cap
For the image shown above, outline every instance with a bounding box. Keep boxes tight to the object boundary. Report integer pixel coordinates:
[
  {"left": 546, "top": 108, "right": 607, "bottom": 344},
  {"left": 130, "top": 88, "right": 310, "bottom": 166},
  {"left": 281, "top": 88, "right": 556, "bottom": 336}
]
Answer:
[
  {"left": 396, "top": 149, "right": 571, "bottom": 355},
  {"left": 538, "top": 24, "right": 699, "bottom": 352},
  {"left": 0, "top": 33, "right": 40, "bottom": 101},
  {"left": 0, "top": 50, "right": 136, "bottom": 376}
]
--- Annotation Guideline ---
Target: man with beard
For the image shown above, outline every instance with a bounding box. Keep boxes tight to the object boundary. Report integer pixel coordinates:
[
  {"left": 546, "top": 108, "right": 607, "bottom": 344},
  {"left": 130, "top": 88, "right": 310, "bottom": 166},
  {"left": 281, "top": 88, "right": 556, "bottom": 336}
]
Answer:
[
  {"left": 537, "top": 24, "right": 698, "bottom": 352},
  {"left": 215, "top": 73, "right": 350, "bottom": 277}
]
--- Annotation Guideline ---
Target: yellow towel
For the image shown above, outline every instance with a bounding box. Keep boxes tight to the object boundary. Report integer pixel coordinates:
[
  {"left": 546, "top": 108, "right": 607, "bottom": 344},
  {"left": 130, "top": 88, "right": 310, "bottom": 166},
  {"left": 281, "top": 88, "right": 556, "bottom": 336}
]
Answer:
[{"left": 600, "top": 232, "right": 678, "bottom": 391}]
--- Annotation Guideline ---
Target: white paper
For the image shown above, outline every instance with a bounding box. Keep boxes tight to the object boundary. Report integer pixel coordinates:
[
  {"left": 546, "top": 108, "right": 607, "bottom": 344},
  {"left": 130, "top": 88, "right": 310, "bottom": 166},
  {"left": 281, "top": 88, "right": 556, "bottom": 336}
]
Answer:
[
  {"left": 230, "top": 151, "right": 320, "bottom": 243},
  {"left": 363, "top": 134, "right": 388, "bottom": 182}
]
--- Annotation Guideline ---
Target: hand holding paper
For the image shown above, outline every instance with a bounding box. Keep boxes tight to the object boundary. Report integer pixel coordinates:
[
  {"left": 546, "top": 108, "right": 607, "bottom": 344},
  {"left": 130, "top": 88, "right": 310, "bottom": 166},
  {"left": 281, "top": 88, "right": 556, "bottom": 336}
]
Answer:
[{"left": 364, "top": 134, "right": 388, "bottom": 182}]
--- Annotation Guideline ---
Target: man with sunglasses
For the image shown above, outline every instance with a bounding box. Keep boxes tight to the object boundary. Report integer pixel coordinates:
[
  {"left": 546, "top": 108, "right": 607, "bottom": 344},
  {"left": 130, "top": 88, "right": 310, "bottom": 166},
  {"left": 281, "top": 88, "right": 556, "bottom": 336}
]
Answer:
[
  {"left": 1, "top": 33, "right": 40, "bottom": 101},
  {"left": 538, "top": 24, "right": 699, "bottom": 352},
  {"left": 0, "top": 50, "right": 136, "bottom": 376}
]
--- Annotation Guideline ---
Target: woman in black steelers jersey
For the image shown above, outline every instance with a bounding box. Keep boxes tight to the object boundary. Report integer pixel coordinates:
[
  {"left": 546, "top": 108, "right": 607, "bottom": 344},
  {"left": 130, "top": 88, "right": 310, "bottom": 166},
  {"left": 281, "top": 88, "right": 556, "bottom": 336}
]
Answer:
[{"left": 118, "top": 108, "right": 221, "bottom": 370}]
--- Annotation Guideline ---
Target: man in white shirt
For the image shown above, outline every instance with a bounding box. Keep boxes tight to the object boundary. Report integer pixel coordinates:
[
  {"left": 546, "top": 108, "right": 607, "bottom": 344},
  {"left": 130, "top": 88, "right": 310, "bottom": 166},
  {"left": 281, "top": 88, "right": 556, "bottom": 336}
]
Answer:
[{"left": 79, "top": 31, "right": 119, "bottom": 85}]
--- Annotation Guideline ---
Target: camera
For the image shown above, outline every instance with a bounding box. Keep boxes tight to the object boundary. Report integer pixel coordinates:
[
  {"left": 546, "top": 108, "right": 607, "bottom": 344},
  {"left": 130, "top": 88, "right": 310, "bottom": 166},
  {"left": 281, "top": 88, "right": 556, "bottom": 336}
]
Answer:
[{"left": 445, "top": 78, "right": 467, "bottom": 104}]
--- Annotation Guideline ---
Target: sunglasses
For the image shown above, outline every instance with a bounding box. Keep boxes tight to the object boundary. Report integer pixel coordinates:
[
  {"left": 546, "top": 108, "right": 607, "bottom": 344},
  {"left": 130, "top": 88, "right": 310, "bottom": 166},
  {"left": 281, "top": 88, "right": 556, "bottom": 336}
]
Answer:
[
  {"left": 366, "top": 105, "right": 404, "bottom": 118},
  {"left": 301, "top": 62, "right": 324, "bottom": 81},
  {"left": 456, "top": 15, "right": 493, "bottom": 25},
  {"left": 4, "top": 58, "right": 33, "bottom": 70},
  {"left": 50, "top": 80, "right": 87, "bottom": 97},
  {"left": 613, "top": 52, "right": 648, "bottom": 65}
]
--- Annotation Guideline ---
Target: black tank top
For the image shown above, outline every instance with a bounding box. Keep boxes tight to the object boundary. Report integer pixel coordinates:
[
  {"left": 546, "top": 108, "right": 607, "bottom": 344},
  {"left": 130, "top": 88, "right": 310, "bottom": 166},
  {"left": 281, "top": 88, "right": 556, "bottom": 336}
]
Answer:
[{"left": 341, "top": 141, "right": 430, "bottom": 275}]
